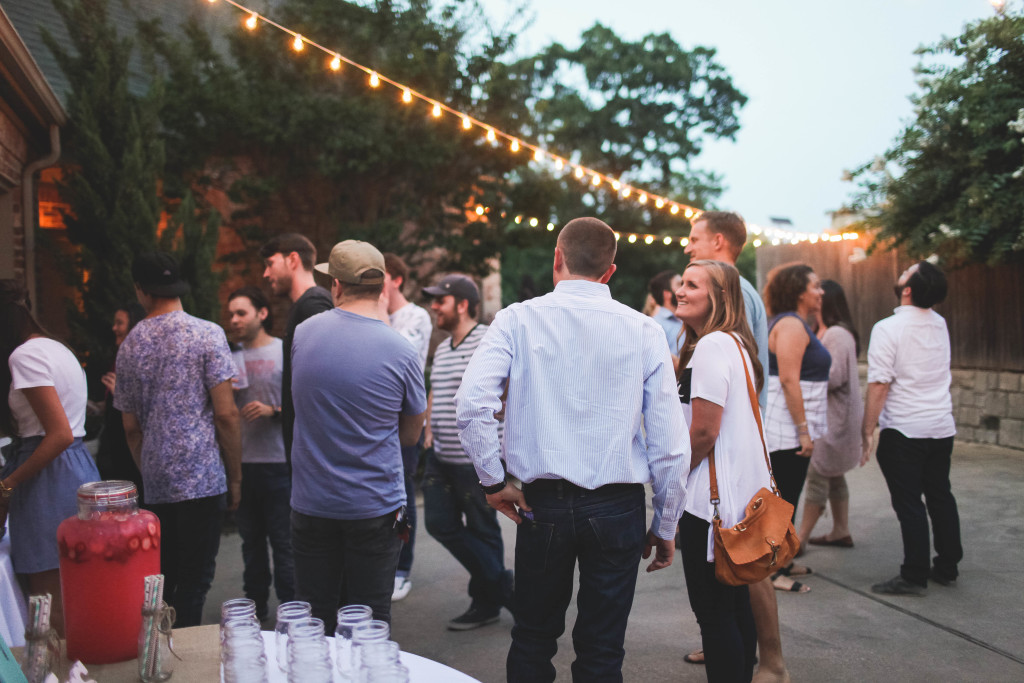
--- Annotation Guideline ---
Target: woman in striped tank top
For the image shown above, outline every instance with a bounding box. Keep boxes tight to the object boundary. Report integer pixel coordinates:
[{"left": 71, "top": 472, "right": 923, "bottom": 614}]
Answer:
[{"left": 762, "top": 263, "right": 831, "bottom": 593}]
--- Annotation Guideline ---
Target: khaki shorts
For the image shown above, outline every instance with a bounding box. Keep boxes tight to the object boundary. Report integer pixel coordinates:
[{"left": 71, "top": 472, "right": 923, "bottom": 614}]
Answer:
[{"left": 804, "top": 465, "right": 849, "bottom": 506}]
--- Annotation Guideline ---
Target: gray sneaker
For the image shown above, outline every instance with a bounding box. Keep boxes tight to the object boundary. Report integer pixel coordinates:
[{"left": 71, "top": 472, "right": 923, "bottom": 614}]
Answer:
[
  {"left": 447, "top": 604, "right": 501, "bottom": 631},
  {"left": 871, "top": 575, "right": 927, "bottom": 597}
]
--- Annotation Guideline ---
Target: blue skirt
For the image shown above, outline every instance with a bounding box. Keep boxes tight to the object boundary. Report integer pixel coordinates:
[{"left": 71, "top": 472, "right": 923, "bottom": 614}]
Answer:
[{"left": 1, "top": 436, "right": 100, "bottom": 574}]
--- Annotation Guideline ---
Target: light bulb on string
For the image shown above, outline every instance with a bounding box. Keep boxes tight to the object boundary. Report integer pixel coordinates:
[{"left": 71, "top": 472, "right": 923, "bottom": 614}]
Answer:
[
  {"left": 462, "top": 115, "right": 472, "bottom": 130},
  {"left": 369, "top": 71, "right": 380, "bottom": 87},
  {"left": 529, "top": 217, "right": 539, "bottom": 227},
  {"left": 432, "top": 102, "right": 441, "bottom": 117},
  {"left": 475, "top": 205, "right": 485, "bottom": 216},
  {"left": 627, "top": 234, "right": 637, "bottom": 243},
  {"left": 638, "top": 193, "right": 648, "bottom": 204},
  {"left": 670, "top": 205, "right": 679, "bottom": 215},
  {"left": 534, "top": 148, "right": 544, "bottom": 162},
  {"left": 486, "top": 128, "right": 496, "bottom": 142},
  {"left": 555, "top": 159, "right": 564, "bottom": 170},
  {"left": 329, "top": 55, "right": 341, "bottom": 71},
  {"left": 644, "top": 235, "right": 654, "bottom": 244},
  {"left": 663, "top": 236, "right": 672, "bottom": 245},
  {"left": 574, "top": 167, "right": 584, "bottom": 179},
  {"left": 611, "top": 180, "right": 620, "bottom": 191},
  {"left": 681, "top": 238, "right": 689, "bottom": 246},
  {"left": 510, "top": 139, "right": 520, "bottom": 152},
  {"left": 292, "top": 34, "right": 304, "bottom": 51},
  {"left": 684, "top": 208, "right": 693, "bottom": 218},
  {"left": 655, "top": 198, "right": 665, "bottom": 209},
  {"left": 591, "top": 175, "right": 601, "bottom": 186},
  {"left": 245, "top": 12, "right": 258, "bottom": 30},
  {"left": 547, "top": 223, "right": 555, "bottom": 231},
  {"left": 622, "top": 188, "right": 631, "bottom": 198},
  {"left": 402, "top": 89, "right": 412, "bottom": 103},
  {"left": 614, "top": 232, "right": 621, "bottom": 241},
  {"left": 514, "top": 216, "right": 522, "bottom": 224}
]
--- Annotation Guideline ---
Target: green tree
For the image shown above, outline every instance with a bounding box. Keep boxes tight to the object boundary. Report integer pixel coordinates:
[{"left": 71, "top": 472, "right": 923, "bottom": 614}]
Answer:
[
  {"left": 851, "top": 9, "right": 1024, "bottom": 265},
  {"left": 42, "top": 0, "right": 163, "bottom": 375}
]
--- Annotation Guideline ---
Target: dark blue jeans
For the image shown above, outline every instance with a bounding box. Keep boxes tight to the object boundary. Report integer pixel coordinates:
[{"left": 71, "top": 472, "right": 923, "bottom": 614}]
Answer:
[
  {"left": 422, "top": 452, "right": 506, "bottom": 608},
  {"left": 291, "top": 509, "right": 403, "bottom": 632},
  {"left": 876, "top": 429, "right": 963, "bottom": 585},
  {"left": 148, "top": 493, "right": 226, "bottom": 627},
  {"left": 680, "top": 512, "right": 757, "bottom": 683},
  {"left": 508, "top": 480, "right": 646, "bottom": 683},
  {"left": 235, "top": 463, "right": 295, "bottom": 617},
  {"left": 396, "top": 440, "right": 422, "bottom": 577}
]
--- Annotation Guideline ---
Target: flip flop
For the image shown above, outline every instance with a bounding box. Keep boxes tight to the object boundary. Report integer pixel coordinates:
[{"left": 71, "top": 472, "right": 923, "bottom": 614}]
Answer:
[
  {"left": 772, "top": 562, "right": 813, "bottom": 578},
  {"left": 808, "top": 535, "right": 854, "bottom": 548},
  {"left": 775, "top": 579, "right": 810, "bottom": 593},
  {"left": 684, "top": 649, "right": 705, "bottom": 665}
]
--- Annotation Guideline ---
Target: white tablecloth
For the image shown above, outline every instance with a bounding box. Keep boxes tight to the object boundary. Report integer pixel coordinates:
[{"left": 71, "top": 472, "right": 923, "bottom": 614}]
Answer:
[
  {"left": 0, "top": 522, "right": 29, "bottom": 648},
  {"left": 256, "top": 630, "right": 479, "bottom": 682}
]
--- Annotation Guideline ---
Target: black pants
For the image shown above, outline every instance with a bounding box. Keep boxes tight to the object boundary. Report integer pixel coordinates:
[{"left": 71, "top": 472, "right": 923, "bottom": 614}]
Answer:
[
  {"left": 680, "top": 512, "right": 756, "bottom": 683},
  {"left": 876, "top": 429, "right": 962, "bottom": 586},
  {"left": 769, "top": 448, "right": 809, "bottom": 523},
  {"left": 148, "top": 494, "right": 226, "bottom": 627}
]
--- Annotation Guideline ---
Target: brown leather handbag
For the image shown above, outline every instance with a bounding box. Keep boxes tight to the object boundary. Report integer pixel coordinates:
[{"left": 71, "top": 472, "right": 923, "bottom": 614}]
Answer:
[{"left": 707, "top": 335, "right": 800, "bottom": 586}]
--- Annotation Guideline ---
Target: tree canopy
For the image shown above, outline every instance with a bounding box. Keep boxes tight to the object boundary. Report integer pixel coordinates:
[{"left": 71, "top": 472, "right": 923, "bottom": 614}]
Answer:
[{"left": 851, "top": 9, "right": 1024, "bottom": 266}]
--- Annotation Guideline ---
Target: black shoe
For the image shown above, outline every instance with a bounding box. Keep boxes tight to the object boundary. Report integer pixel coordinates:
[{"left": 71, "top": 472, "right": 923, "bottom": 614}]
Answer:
[
  {"left": 447, "top": 604, "right": 501, "bottom": 631},
  {"left": 871, "top": 575, "right": 927, "bottom": 597},
  {"left": 929, "top": 568, "right": 957, "bottom": 586}
]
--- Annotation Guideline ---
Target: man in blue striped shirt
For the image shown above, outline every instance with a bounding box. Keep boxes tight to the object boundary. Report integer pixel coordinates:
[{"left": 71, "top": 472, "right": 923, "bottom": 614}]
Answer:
[{"left": 456, "top": 217, "right": 690, "bottom": 683}]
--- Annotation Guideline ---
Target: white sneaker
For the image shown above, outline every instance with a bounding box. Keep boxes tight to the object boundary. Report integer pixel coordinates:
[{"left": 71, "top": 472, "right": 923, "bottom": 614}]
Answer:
[{"left": 392, "top": 576, "right": 412, "bottom": 601}]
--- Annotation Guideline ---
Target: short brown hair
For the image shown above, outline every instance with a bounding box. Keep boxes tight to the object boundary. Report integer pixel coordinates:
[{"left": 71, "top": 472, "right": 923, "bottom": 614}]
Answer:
[
  {"left": 383, "top": 253, "right": 409, "bottom": 282},
  {"left": 763, "top": 262, "right": 815, "bottom": 316},
  {"left": 557, "top": 217, "right": 617, "bottom": 279},
  {"left": 337, "top": 280, "right": 384, "bottom": 301},
  {"left": 259, "top": 233, "right": 317, "bottom": 271},
  {"left": 695, "top": 211, "right": 747, "bottom": 259}
]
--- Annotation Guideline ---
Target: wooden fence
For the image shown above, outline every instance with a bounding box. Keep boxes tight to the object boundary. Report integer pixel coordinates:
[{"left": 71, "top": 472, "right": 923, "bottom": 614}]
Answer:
[{"left": 755, "top": 237, "right": 1024, "bottom": 372}]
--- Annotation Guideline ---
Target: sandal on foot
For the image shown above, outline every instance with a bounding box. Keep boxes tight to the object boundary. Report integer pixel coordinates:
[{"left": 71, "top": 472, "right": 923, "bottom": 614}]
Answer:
[
  {"left": 773, "top": 577, "right": 811, "bottom": 593},
  {"left": 684, "top": 649, "right": 705, "bottom": 665},
  {"left": 808, "top": 535, "right": 854, "bottom": 548},
  {"left": 772, "top": 562, "right": 812, "bottom": 579}
]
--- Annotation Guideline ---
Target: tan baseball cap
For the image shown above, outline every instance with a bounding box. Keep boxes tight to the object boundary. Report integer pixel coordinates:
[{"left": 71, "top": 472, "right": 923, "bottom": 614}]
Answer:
[{"left": 314, "top": 240, "right": 386, "bottom": 285}]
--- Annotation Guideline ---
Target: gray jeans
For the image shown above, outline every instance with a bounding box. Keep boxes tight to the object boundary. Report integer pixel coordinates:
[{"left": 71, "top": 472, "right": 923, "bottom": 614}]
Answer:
[{"left": 291, "top": 509, "right": 403, "bottom": 631}]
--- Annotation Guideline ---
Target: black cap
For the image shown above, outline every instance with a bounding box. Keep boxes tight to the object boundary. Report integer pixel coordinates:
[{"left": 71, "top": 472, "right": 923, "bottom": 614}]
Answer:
[
  {"left": 422, "top": 274, "right": 479, "bottom": 304},
  {"left": 131, "top": 252, "right": 190, "bottom": 298}
]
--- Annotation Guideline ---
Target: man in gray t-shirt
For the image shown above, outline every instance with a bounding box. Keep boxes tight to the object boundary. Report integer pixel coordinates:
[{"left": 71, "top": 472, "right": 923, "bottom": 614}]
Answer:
[{"left": 228, "top": 287, "right": 294, "bottom": 621}]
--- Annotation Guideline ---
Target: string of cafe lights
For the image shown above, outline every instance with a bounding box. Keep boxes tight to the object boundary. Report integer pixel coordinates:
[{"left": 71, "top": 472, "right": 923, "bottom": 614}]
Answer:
[{"left": 206, "top": 0, "right": 861, "bottom": 249}]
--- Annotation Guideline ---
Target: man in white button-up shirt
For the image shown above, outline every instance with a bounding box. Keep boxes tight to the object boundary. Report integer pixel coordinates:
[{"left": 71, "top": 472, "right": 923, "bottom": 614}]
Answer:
[
  {"left": 456, "top": 217, "right": 690, "bottom": 682},
  {"left": 863, "top": 261, "right": 962, "bottom": 597}
]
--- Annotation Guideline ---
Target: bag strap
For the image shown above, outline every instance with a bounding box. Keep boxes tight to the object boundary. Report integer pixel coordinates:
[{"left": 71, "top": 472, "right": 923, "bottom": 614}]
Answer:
[{"left": 706, "top": 334, "right": 781, "bottom": 517}]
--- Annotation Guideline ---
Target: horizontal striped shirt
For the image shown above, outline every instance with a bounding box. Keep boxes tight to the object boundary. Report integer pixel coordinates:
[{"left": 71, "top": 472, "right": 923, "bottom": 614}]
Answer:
[
  {"left": 455, "top": 279, "right": 691, "bottom": 539},
  {"left": 431, "top": 324, "right": 501, "bottom": 465}
]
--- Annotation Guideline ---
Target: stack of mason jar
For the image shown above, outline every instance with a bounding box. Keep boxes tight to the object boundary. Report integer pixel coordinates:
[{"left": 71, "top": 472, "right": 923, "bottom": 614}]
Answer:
[
  {"left": 220, "top": 598, "right": 268, "bottom": 682},
  {"left": 335, "top": 605, "right": 408, "bottom": 682}
]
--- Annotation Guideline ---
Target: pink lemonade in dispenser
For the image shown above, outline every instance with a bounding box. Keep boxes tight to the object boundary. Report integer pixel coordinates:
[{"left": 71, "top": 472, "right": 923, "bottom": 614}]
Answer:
[{"left": 58, "top": 481, "right": 160, "bottom": 663}]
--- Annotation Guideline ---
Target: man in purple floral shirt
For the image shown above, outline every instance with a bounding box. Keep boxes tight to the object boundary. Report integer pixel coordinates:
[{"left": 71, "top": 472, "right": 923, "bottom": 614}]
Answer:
[{"left": 116, "top": 252, "right": 242, "bottom": 627}]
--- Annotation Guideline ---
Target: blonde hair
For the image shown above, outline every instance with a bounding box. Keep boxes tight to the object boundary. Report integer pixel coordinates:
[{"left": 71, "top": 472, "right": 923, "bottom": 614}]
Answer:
[{"left": 676, "top": 260, "right": 763, "bottom": 392}]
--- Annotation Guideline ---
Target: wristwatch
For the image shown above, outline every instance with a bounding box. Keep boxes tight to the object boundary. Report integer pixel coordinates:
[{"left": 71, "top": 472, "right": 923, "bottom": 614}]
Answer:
[{"left": 479, "top": 479, "right": 507, "bottom": 495}]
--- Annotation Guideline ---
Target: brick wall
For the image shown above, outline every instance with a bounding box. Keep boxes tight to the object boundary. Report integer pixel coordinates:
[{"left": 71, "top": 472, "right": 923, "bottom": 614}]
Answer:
[{"left": 951, "top": 370, "right": 1024, "bottom": 450}]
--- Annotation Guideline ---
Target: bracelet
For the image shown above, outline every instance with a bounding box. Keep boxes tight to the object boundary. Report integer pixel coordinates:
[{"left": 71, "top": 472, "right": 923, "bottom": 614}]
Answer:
[{"left": 0, "top": 479, "right": 13, "bottom": 499}]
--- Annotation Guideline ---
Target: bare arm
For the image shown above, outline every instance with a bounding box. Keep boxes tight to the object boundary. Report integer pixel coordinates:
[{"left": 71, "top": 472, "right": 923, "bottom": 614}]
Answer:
[
  {"left": 1, "top": 386, "right": 74, "bottom": 489},
  {"left": 123, "top": 412, "right": 144, "bottom": 470},
  {"left": 210, "top": 380, "right": 243, "bottom": 511},
  {"left": 861, "top": 382, "right": 890, "bottom": 465},
  {"left": 689, "top": 397, "right": 723, "bottom": 472},
  {"left": 423, "top": 390, "right": 434, "bottom": 449},
  {"left": 399, "top": 411, "right": 426, "bottom": 447},
  {"left": 771, "top": 317, "right": 814, "bottom": 457}
]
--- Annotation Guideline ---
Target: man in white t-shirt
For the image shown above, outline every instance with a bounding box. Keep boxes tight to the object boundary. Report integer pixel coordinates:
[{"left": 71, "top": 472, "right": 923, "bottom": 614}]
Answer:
[
  {"left": 382, "top": 253, "right": 432, "bottom": 601},
  {"left": 863, "top": 261, "right": 962, "bottom": 597},
  {"left": 227, "top": 286, "right": 293, "bottom": 622}
]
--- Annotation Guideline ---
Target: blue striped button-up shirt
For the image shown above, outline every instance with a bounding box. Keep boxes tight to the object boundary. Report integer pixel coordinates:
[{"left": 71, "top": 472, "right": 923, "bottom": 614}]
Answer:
[{"left": 455, "top": 279, "right": 690, "bottom": 539}]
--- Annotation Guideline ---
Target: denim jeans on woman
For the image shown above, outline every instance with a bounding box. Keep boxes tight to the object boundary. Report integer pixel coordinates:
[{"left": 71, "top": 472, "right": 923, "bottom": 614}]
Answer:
[
  {"left": 508, "top": 481, "right": 646, "bottom": 683},
  {"left": 680, "top": 511, "right": 757, "bottom": 683}
]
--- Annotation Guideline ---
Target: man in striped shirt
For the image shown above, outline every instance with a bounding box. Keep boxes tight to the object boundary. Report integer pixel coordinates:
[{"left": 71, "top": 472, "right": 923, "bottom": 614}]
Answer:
[
  {"left": 456, "top": 218, "right": 690, "bottom": 683},
  {"left": 421, "top": 274, "right": 513, "bottom": 631}
]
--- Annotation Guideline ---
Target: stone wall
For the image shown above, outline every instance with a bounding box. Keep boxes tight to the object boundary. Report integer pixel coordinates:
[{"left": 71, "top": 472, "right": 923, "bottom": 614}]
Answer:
[{"left": 951, "top": 370, "right": 1024, "bottom": 450}]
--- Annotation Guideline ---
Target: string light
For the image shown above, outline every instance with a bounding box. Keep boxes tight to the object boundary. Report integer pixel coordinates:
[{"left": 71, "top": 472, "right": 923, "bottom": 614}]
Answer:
[
  {"left": 547, "top": 222, "right": 555, "bottom": 231},
  {"left": 206, "top": 0, "right": 709, "bottom": 222},
  {"left": 628, "top": 235, "right": 637, "bottom": 243},
  {"left": 475, "top": 205, "right": 485, "bottom": 216},
  {"left": 614, "top": 232, "right": 621, "bottom": 241},
  {"left": 644, "top": 235, "right": 654, "bottom": 244},
  {"left": 574, "top": 167, "right": 584, "bottom": 179},
  {"left": 529, "top": 217, "right": 539, "bottom": 227},
  {"left": 663, "top": 236, "right": 672, "bottom": 245}
]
